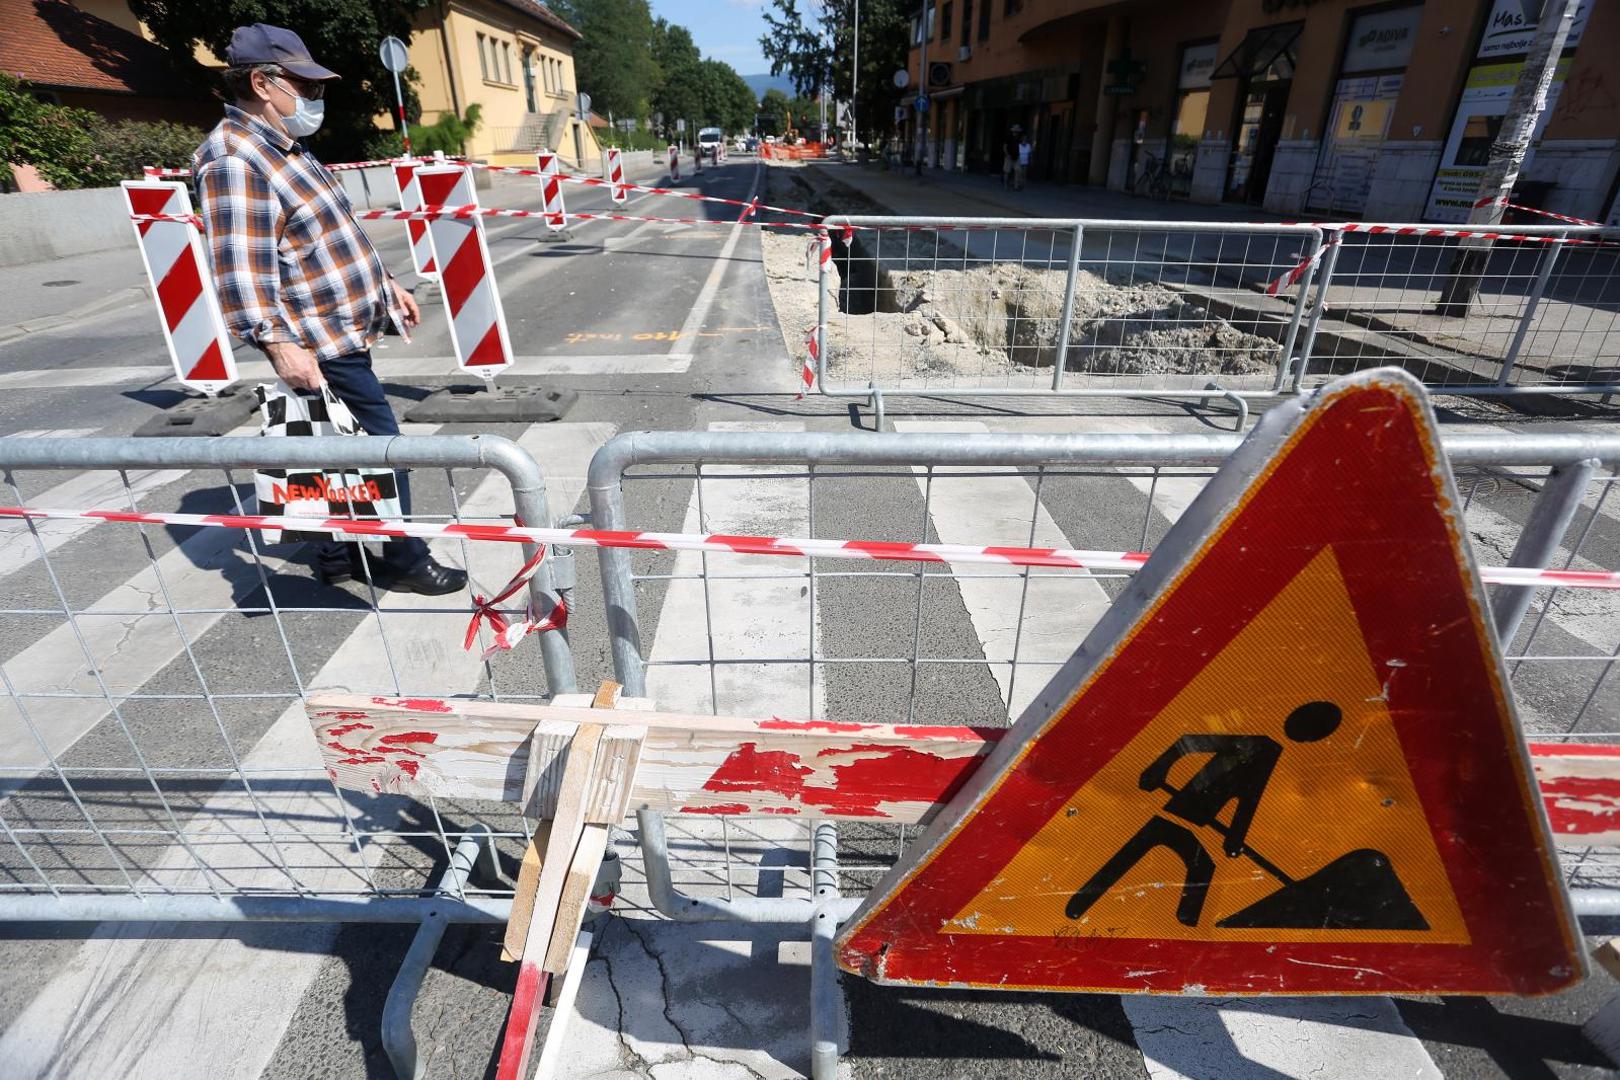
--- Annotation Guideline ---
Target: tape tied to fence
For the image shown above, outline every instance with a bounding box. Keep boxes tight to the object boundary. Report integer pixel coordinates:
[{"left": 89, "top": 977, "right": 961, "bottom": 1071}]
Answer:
[
  {"left": 5, "top": 505, "right": 1620, "bottom": 593},
  {"left": 463, "top": 543, "right": 568, "bottom": 661}
]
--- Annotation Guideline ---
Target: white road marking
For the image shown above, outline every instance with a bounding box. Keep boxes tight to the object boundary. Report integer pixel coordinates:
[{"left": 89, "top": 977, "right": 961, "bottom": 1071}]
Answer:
[
  {"left": 895, "top": 420, "right": 1112, "bottom": 721},
  {"left": 668, "top": 163, "right": 761, "bottom": 361},
  {"left": 644, "top": 419, "right": 823, "bottom": 718},
  {"left": 0, "top": 421, "right": 442, "bottom": 783},
  {"left": 0, "top": 366, "right": 172, "bottom": 390},
  {"left": 0, "top": 420, "right": 616, "bottom": 1080},
  {"left": 7, "top": 428, "right": 105, "bottom": 440},
  {"left": 1124, "top": 997, "right": 1440, "bottom": 1080},
  {"left": 0, "top": 421, "right": 260, "bottom": 579},
  {"left": 561, "top": 419, "right": 820, "bottom": 1080}
]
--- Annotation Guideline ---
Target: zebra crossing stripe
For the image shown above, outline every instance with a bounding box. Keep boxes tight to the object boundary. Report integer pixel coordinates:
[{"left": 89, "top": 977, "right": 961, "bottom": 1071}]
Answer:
[{"left": 119, "top": 180, "right": 237, "bottom": 394}]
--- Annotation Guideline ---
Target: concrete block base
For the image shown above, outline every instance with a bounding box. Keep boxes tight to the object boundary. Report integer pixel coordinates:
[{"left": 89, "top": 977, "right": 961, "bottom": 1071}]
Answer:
[
  {"left": 135, "top": 386, "right": 258, "bottom": 437},
  {"left": 403, "top": 379, "right": 577, "bottom": 422}
]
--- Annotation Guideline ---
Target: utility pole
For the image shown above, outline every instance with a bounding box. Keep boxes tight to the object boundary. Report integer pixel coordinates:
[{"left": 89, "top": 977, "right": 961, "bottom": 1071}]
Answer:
[
  {"left": 1435, "top": 0, "right": 1580, "bottom": 317},
  {"left": 915, "top": 1, "right": 928, "bottom": 176},
  {"left": 853, "top": 0, "right": 860, "bottom": 153}
]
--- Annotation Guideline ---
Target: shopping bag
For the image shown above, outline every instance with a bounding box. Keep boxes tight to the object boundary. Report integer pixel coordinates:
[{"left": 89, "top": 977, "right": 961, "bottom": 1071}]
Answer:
[{"left": 252, "top": 382, "right": 403, "bottom": 543}]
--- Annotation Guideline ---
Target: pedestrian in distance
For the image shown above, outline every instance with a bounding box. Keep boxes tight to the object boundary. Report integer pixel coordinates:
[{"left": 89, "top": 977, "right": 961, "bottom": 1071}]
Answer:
[
  {"left": 1002, "top": 126, "right": 1021, "bottom": 187},
  {"left": 192, "top": 23, "right": 467, "bottom": 596},
  {"left": 1016, "top": 134, "right": 1032, "bottom": 191},
  {"left": 668, "top": 143, "right": 680, "bottom": 182}
]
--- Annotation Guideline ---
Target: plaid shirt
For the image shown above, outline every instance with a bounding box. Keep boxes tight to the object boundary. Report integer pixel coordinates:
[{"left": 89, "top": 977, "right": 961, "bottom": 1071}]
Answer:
[{"left": 194, "top": 106, "right": 396, "bottom": 363}]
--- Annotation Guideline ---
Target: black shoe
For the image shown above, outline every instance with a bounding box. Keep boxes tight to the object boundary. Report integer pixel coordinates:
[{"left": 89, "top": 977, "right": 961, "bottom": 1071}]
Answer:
[
  {"left": 381, "top": 557, "right": 467, "bottom": 595},
  {"left": 317, "top": 551, "right": 379, "bottom": 587}
]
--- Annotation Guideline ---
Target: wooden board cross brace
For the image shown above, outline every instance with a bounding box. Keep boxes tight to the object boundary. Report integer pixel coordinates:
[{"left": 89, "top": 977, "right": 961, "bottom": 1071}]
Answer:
[{"left": 496, "top": 682, "right": 644, "bottom": 1080}]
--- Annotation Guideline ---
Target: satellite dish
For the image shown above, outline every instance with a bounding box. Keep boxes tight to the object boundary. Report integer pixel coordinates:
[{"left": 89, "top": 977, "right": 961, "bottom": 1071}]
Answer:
[
  {"left": 378, "top": 36, "right": 408, "bottom": 74},
  {"left": 893, "top": 68, "right": 910, "bottom": 89}
]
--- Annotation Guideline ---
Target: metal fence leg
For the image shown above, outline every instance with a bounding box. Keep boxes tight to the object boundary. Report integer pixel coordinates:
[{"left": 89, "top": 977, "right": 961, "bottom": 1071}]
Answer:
[
  {"left": 1050, "top": 225, "right": 1083, "bottom": 391},
  {"left": 868, "top": 384, "right": 887, "bottom": 432},
  {"left": 1292, "top": 230, "right": 1343, "bottom": 392},
  {"left": 381, "top": 832, "right": 484, "bottom": 1080},
  {"left": 1499, "top": 239, "right": 1563, "bottom": 387},
  {"left": 1490, "top": 458, "right": 1599, "bottom": 647},
  {"left": 1199, "top": 382, "right": 1250, "bottom": 431},
  {"left": 809, "top": 822, "right": 844, "bottom": 1080}
]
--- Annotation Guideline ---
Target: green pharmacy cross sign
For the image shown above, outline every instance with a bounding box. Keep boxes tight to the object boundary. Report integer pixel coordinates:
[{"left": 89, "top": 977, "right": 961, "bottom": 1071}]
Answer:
[{"left": 1105, "top": 49, "right": 1147, "bottom": 96}]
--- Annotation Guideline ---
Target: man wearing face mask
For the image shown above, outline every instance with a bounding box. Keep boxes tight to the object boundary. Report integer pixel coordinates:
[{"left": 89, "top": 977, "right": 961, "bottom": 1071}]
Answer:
[{"left": 194, "top": 24, "right": 466, "bottom": 595}]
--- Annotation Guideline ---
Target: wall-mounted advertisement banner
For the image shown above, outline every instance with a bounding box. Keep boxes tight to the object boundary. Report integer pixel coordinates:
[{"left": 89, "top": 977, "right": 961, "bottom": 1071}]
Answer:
[
  {"left": 1424, "top": 56, "right": 1572, "bottom": 222},
  {"left": 1475, "top": 0, "right": 1589, "bottom": 59},
  {"left": 1341, "top": 4, "right": 1424, "bottom": 74},
  {"left": 1178, "top": 41, "right": 1218, "bottom": 90}
]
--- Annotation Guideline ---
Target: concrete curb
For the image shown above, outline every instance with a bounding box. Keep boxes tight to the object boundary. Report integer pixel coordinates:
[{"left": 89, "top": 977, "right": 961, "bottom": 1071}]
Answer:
[{"left": 0, "top": 285, "right": 151, "bottom": 345}]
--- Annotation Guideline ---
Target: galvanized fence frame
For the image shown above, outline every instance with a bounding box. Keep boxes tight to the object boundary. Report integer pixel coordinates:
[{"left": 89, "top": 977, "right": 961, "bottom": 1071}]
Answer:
[
  {"left": 587, "top": 427, "right": 1620, "bottom": 1077},
  {"left": 817, "top": 215, "right": 1326, "bottom": 430},
  {"left": 0, "top": 434, "right": 575, "bottom": 1079},
  {"left": 816, "top": 215, "right": 1618, "bottom": 428},
  {"left": 1294, "top": 223, "right": 1620, "bottom": 397}
]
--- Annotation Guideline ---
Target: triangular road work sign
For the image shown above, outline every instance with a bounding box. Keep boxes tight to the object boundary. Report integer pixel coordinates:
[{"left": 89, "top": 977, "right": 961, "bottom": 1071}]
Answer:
[{"left": 835, "top": 369, "right": 1581, "bottom": 996}]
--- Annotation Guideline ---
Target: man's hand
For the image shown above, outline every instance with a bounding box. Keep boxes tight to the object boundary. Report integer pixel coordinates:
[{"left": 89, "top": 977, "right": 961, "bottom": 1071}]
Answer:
[
  {"left": 389, "top": 279, "right": 420, "bottom": 329},
  {"left": 266, "top": 341, "right": 324, "bottom": 390}
]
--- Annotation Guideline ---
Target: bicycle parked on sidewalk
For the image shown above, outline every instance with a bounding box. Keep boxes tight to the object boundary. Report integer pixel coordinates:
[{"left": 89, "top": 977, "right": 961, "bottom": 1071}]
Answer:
[{"left": 1133, "top": 153, "right": 1173, "bottom": 200}]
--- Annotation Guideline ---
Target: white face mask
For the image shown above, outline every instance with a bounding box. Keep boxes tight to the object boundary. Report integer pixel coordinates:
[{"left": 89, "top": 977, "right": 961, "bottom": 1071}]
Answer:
[{"left": 271, "top": 77, "right": 325, "bottom": 137}]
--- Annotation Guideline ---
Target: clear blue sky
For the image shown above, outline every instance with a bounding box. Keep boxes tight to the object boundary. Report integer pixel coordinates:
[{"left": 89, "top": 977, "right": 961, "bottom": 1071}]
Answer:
[{"left": 650, "top": 0, "right": 774, "bottom": 75}]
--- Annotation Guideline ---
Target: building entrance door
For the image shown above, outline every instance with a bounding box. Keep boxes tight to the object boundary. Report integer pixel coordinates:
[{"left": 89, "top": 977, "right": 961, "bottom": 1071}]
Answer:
[{"left": 1226, "top": 81, "right": 1288, "bottom": 205}]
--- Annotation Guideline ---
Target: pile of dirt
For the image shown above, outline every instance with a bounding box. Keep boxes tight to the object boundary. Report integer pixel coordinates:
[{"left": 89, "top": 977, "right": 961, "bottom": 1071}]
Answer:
[
  {"left": 883, "top": 264, "right": 1281, "bottom": 377},
  {"left": 757, "top": 166, "right": 1279, "bottom": 385}
]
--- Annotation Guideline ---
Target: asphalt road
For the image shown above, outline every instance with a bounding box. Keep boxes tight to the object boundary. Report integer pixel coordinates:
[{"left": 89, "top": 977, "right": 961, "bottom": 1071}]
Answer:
[{"left": 0, "top": 155, "right": 1615, "bottom": 1079}]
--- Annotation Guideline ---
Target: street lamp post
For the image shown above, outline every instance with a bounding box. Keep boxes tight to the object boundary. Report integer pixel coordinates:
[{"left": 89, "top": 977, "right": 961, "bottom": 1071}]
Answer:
[
  {"left": 915, "top": 2, "right": 927, "bottom": 176},
  {"left": 852, "top": 0, "right": 860, "bottom": 153}
]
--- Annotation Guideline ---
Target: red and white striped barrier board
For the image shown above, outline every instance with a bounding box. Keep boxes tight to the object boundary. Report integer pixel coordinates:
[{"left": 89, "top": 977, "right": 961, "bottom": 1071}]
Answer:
[
  {"left": 392, "top": 158, "right": 439, "bottom": 281},
  {"left": 535, "top": 149, "right": 567, "bottom": 232},
  {"left": 415, "top": 164, "right": 514, "bottom": 379},
  {"left": 119, "top": 180, "right": 237, "bottom": 395},
  {"left": 7, "top": 504, "right": 1620, "bottom": 592},
  {"left": 602, "top": 147, "right": 627, "bottom": 204}
]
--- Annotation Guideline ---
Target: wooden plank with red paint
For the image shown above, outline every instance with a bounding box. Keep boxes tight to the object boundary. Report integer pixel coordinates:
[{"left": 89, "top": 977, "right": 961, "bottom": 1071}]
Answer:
[{"left": 306, "top": 696, "right": 1618, "bottom": 838}]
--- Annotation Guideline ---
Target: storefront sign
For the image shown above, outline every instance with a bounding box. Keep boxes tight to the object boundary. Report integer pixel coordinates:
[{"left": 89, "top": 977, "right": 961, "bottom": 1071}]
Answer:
[
  {"left": 1476, "top": 0, "right": 1589, "bottom": 59},
  {"left": 1424, "top": 56, "right": 1573, "bottom": 221},
  {"left": 1341, "top": 5, "right": 1423, "bottom": 73},
  {"left": 1178, "top": 42, "right": 1218, "bottom": 90}
]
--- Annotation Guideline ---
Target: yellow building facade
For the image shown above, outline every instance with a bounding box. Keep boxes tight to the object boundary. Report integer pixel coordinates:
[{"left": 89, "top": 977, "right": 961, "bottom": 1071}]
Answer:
[{"left": 407, "top": 0, "right": 601, "bottom": 168}]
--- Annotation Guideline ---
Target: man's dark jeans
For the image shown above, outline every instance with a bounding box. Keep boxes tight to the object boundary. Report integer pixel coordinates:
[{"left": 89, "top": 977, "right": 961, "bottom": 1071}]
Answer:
[{"left": 315, "top": 351, "right": 429, "bottom": 574}]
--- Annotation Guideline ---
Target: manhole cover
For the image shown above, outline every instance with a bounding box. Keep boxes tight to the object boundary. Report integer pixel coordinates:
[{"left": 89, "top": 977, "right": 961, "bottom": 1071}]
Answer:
[{"left": 42, "top": 280, "right": 79, "bottom": 287}]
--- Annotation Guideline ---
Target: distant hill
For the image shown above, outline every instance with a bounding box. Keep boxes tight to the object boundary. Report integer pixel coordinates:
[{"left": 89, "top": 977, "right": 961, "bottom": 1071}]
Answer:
[{"left": 742, "top": 72, "right": 797, "bottom": 100}]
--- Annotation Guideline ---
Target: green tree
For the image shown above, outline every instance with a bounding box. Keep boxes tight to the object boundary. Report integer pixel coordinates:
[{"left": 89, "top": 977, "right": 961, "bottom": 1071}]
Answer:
[
  {"left": 761, "top": 0, "right": 909, "bottom": 144},
  {"left": 698, "top": 60, "right": 755, "bottom": 133},
  {"left": 758, "top": 87, "right": 791, "bottom": 136},
  {"left": 127, "top": 0, "right": 430, "bottom": 162},
  {"left": 555, "top": 0, "right": 659, "bottom": 121},
  {"left": 650, "top": 19, "right": 702, "bottom": 138}
]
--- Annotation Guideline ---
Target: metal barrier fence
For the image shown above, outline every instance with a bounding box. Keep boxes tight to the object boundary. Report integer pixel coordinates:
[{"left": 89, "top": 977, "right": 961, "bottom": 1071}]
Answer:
[
  {"left": 815, "top": 215, "right": 1618, "bottom": 428},
  {"left": 1295, "top": 224, "right": 1620, "bottom": 395},
  {"left": 0, "top": 434, "right": 574, "bottom": 1078},
  {"left": 586, "top": 427, "right": 1620, "bottom": 904}
]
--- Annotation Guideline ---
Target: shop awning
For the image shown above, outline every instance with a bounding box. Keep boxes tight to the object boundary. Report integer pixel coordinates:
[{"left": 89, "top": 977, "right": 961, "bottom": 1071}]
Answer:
[{"left": 1211, "top": 22, "right": 1302, "bottom": 82}]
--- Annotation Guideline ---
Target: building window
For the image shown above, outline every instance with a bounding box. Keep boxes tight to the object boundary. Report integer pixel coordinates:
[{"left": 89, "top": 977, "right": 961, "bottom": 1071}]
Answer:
[
  {"left": 502, "top": 42, "right": 513, "bottom": 83},
  {"left": 477, "top": 33, "right": 489, "bottom": 80},
  {"left": 1004, "top": 0, "right": 1022, "bottom": 15},
  {"left": 978, "top": 0, "right": 990, "bottom": 41},
  {"left": 961, "top": 0, "right": 972, "bottom": 46},
  {"left": 940, "top": 2, "right": 952, "bottom": 41}
]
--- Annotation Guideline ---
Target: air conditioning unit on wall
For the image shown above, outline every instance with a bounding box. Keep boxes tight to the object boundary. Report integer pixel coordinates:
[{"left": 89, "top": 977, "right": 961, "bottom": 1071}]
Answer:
[{"left": 958, "top": 45, "right": 971, "bottom": 62}]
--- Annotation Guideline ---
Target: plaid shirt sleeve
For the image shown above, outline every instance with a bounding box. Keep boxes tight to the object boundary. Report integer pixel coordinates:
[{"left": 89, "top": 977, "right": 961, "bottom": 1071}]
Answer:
[{"left": 196, "top": 157, "right": 296, "bottom": 348}]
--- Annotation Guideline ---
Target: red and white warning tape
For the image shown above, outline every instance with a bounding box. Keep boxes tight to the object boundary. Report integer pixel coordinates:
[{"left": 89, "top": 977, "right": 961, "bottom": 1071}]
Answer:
[
  {"left": 5, "top": 505, "right": 1620, "bottom": 591},
  {"left": 1474, "top": 194, "right": 1604, "bottom": 228},
  {"left": 131, "top": 205, "right": 833, "bottom": 233},
  {"left": 1265, "top": 234, "right": 1340, "bottom": 296}
]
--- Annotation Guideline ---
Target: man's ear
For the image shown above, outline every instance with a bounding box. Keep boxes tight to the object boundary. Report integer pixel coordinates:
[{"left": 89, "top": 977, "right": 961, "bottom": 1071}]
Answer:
[{"left": 250, "top": 69, "right": 275, "bottom": 103}]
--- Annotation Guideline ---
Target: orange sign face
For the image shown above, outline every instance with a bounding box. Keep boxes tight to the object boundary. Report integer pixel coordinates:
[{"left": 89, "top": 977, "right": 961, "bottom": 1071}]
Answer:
[{"left": 836, "top": 369, "right": 1581, "bottom": 996}]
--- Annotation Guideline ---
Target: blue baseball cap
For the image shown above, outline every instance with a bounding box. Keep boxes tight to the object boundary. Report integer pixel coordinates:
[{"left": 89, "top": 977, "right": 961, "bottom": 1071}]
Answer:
[{"left": 226, "top": 23, "right": 340, "bottom": 81}]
